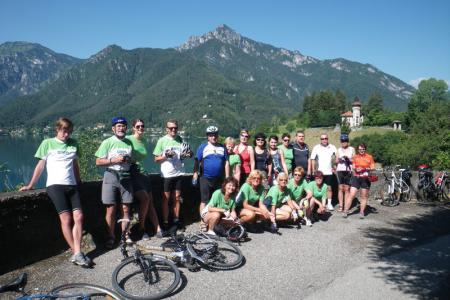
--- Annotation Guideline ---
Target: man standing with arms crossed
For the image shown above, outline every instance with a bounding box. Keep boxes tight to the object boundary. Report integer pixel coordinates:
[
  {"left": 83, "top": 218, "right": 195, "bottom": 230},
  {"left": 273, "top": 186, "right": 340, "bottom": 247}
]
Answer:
[
  {"left": 292, "top": 130, "right": 311, "bottom": 177},
  {"left": 310, "top": 133, "right": 337, "bottom": 211},
  {"left": 95, "top": 117, "right": 133, "bottom": 249},
  {"left": 153, "top": 119, "right": 188, "bottom": 232}
]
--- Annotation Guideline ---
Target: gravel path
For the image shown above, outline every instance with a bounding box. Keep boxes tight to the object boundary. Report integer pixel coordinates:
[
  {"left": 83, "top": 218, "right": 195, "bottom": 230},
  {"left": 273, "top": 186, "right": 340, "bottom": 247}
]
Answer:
[{"left": 1, "top": 199, "right": 449, "bottom": 300}]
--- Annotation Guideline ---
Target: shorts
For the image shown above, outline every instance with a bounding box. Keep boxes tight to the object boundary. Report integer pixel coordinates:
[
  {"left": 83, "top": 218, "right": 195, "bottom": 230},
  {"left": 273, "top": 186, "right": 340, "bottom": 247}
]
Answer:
[
  {"left": 200, "top": 177, "right": 222, "bottom": 204},
  {"left": 337, "top": 171, "right": 352, "bottom": 186},
  {"left": 350, "top": 176, "right": 371, "bottom": 190},
  {"left": 46, "top": 184, "right": 82, "bottom": 214},
  {"left": 132, "top": 172, "right": 152, "bottom": 193},
  {"left": 101, "top": 170, "right": 133, "bottom": 205},
  {"left": 163, "top": 176, "right": 182, "bottom": 193},
  {"left": 323, "top": 174, "right": 335, "bottom": 187}
]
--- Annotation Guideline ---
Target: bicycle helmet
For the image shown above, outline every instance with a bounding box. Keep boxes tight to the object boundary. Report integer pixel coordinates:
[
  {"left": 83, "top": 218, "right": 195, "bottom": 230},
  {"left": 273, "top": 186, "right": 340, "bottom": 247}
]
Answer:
[
  {"left": 226, "top": 224, "right": 247, "bottom": 242},
  {"left": 206, "top": 126, "right": 219, "bottom": 134},
  {"left": 111, "top": 116, "right": 127, "bottom": 126},
  {"left": 340, "top": 133, "right": 349, "bottom": 142},
  {"left": 180, "top": 142, "right": 193, "bottom": 159},
  {"left": 418, "top": 164, "right": 430, "bottom": 170}
]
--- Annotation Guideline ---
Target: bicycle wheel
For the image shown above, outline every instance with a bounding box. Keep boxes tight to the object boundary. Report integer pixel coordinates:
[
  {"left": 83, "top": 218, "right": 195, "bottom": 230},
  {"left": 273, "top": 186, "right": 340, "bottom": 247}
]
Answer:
[
  {"left": 187, "top": 235, "right": 244, "bottom": 270},
  {"left": 112, "top": 255, "right": 180, "bottom": 300},
  {"left": 50, "top": 283, "right": 122, "bottom": 299},
  {"left": 381, "top": 182, "right": 398, "bottom": 207}
]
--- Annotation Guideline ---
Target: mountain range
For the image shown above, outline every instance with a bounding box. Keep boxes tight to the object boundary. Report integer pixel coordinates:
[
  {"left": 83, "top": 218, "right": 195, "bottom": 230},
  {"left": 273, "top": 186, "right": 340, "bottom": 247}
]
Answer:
[{"left": 0, "top": 25, "right": 415, "bottom": 133}]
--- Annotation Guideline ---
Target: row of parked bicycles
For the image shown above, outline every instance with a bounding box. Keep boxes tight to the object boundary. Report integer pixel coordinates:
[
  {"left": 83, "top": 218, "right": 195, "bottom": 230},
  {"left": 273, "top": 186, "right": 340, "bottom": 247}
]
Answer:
[
  {"left": 0, "top": 217, "right": 245, "bottom": 300},
  {"left": 378, "top": 164, "right": 449, "bottom": 207}
]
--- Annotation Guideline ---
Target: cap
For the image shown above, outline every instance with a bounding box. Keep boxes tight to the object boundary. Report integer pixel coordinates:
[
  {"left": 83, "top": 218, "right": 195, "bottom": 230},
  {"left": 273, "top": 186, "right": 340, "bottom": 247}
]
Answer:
[
  {"left": 340, "top": 134, "right": 349, "bottom": 142},
  {"left": 112, "top": 116, "right": 127, "bottom": 126}
]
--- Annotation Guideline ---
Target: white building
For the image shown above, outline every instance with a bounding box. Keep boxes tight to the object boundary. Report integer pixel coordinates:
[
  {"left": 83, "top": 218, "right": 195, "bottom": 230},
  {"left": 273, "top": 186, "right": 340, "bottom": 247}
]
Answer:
[{"left": 341, "top": 97, "right": 364, "bottom": 128}]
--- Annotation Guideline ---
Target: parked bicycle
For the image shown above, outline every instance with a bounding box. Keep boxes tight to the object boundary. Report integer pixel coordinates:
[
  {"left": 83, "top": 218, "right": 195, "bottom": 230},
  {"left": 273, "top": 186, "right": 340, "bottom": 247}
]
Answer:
[
  {"left": 417, "top": 164, "right": 449, "bottom": 202},
  {"left": 112, "top": 219, "right": 181, "bottom": 300},
  {"left": 380, "top": 165, "right": 412, "bottom": 207},
  {"left": 0, "top": 272, "right": 121, "bottom": 299}
]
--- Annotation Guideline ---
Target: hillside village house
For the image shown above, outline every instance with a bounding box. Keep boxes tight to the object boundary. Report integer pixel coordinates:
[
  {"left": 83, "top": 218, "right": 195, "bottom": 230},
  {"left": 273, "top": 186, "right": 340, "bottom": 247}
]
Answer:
[{"left": 341, "top": 97, "right": 364, "bottom": 129}]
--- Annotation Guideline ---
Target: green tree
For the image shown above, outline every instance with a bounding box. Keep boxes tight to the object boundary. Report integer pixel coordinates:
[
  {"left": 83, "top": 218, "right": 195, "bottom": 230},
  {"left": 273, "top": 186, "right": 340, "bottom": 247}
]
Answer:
[
  {"left": 76, "top": 132, "right": 102, "bottom": 181},
  {"left": 405, "top": 78, "right": 449, "bottom": 130},
  {"left": 366, "top": 92, "right": 383, "bottom": 114}
]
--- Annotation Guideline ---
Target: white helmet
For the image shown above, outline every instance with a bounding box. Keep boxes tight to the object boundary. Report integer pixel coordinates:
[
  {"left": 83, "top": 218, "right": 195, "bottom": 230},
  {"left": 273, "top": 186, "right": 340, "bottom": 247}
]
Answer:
[{"left": 206, "top": 126, "right": 219, "bottom": 134}]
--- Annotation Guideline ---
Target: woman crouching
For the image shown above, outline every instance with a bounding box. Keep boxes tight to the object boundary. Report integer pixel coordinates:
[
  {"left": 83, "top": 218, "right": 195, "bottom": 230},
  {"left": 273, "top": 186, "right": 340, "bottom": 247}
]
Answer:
[{"left": 201, "top": 177, "right": 239, "bottom": 235}]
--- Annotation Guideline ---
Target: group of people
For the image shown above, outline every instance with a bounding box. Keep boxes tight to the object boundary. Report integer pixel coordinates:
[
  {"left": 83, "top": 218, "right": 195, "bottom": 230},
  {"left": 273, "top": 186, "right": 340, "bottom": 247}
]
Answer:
[{"left": 20, "top": 116, "right": 375, "bottom": 268}]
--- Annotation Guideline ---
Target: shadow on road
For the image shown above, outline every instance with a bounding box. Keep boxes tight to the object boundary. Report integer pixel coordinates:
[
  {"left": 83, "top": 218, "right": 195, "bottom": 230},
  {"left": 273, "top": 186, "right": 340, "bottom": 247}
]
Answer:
[{"left": 362, "top": 206, "right": 450, "bottom": 299}]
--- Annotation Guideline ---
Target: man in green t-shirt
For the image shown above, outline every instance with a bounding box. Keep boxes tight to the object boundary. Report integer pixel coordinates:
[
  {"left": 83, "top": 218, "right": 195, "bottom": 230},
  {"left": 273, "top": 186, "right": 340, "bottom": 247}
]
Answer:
[
  {"left": 153, "top": 119, "right": 191, "bottom": 232},
  {"left": 95, "top": 116, "right": 133, "bottom": 249}
]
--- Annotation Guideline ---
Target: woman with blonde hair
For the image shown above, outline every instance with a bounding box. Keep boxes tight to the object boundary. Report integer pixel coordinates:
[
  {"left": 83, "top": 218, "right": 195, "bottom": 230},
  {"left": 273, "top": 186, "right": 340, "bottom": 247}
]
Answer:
[
  {"left": 235, "top": 169, "right": 270, "bottom": 230},
  {"left": 225, "top": 137, "right": 241, "bottom": 184}
]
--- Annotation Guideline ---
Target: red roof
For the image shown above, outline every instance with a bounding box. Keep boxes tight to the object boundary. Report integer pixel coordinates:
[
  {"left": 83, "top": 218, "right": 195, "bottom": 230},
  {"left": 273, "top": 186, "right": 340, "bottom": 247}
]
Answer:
[{"left": 341, "top": 111, "right": 353, "bottom": 117}]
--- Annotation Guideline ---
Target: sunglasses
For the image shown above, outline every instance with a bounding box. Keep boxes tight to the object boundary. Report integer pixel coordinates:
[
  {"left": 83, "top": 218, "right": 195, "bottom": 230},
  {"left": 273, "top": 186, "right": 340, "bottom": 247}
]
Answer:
[
  {"left": 207, "top": 133, "right": 218, "bottom": 137},
  {"left": 359, "top": 148, "right": 366, "bottom": 151},
  {"left": 294, "top": 173, "right": 302, "bottom": 177},
  {"left": 135, "top": 125, "right": 144, "bottom": 129},
  {"left": 321, "top": 138, "right": 328, "bottom": 140},
  {"left": 278, "top": 179, "right": 288, "bottom": 182},
  {"left": 167, "top": 127, "right": 178, "bottom": 130},
  {"left": 283, "top": 139, "right": 290, "bottom": 142},
  {"left": 241, "top": 135, "right": 249, "bottom": 138},
  {"left": 256, "top": 138, "right": 265, "bottom": 141}
]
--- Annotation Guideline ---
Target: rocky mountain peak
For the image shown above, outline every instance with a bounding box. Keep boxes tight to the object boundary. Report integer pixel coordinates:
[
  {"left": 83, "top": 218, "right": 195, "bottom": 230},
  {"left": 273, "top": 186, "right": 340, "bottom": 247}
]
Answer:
[{"left": 177, "top": 24, "right": 244, "bottom": 51}]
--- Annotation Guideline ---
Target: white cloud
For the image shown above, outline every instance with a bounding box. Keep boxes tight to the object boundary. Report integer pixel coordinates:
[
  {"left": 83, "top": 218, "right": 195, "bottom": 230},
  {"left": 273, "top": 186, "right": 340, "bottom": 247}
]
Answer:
[{"left": 409, "top": 77, "right": 450, "bottom": 89}]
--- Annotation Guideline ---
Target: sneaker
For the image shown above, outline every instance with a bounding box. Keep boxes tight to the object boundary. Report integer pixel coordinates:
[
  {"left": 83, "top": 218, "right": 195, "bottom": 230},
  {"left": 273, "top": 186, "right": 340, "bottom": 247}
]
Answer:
[
  {"left": 359, "top": 212, "right": 365, "bottom": 219},
  {"left": 125, "top": 234, "right": 132, "bottom": 244},
  {"left": 155, "top": 231, "right": 163, "bottom": 239},
  {"left": 72, "top": 252, "right": 91, "bottom": 267},
  {"left": 142, "top": 233, "right": 150, "bottom": 241},
  {"left": 343, "top": 212, "right": 348, "bottom": 218},
  {"left": 206, "top": 230, "right": 217, "bottom": 236},
  {"left": 326, "top": 203, "right": 334, "bottom": 211},
  {"left": 305, "top": 218, "right": 312, "bottom": 227},
  {"left": 270, "top": 223, "right": 278, "bottom": 233}
]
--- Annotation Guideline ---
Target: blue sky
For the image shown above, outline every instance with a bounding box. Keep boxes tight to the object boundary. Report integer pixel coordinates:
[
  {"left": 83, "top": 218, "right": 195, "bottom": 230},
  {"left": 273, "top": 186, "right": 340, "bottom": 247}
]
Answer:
[{"left": 1, "top": 0, "right": 449, "bottom": 87}]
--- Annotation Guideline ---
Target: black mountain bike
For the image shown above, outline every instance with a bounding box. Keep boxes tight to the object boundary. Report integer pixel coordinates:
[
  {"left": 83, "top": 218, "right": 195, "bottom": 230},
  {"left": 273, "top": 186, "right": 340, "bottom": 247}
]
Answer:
[
  {"left": 417, "top": 166, "right": 449, "bottom": 202},
  {"left": 0, "top": 273, "right": 121, "bottom": 299}
]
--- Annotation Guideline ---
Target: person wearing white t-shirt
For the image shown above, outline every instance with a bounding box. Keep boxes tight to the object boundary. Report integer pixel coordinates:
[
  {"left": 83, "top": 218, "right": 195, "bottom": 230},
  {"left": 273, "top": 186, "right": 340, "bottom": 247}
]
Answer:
[
  {"left": 309, "top": 134, "right": 337, "bottom": 211},
  {"left": 20, "top": 118, "right": 91, "bottom": 267}
]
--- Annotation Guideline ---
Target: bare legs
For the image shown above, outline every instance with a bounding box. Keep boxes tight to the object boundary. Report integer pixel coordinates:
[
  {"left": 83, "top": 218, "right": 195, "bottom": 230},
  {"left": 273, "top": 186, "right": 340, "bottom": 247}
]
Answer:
[{"left": 59, "top": 210, "right": 83, "bottom": 254}]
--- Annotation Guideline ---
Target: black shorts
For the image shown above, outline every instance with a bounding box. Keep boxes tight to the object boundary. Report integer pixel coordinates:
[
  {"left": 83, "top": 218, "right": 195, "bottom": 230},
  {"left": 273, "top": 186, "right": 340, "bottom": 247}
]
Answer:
[
  {"left": 46, "top": 184, "right": 82, "bottom": 214},
  {"left": 337, "top": 171, "right": 352, "bottom": 186},
  {"left": 132, "top": 172, "right": 152, "bottom": 193},
  {"left": 323, "top": 174, "right": 335, "bottom": 187},
  {"left": 163, "top": 176, "right": 182, "bottom": 193},
  {"left": 199, "top": 177, "right": 222, "bottom": 203},
  {"left": 350, "top": 176, "right": 371, "bottom": 190}
]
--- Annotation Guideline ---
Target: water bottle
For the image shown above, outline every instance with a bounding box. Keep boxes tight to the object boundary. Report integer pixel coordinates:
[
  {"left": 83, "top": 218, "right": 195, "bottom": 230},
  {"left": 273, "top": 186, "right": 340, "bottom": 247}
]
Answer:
[{"left": 192, "top": 177, "right": 198, "bottom": 186}]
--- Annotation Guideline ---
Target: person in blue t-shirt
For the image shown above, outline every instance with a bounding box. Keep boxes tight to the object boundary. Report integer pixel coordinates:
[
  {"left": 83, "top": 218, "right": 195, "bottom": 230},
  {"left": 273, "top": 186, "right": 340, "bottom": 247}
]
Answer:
[{"left": 193, "top": 126, "right": 230, "bottom": 230}]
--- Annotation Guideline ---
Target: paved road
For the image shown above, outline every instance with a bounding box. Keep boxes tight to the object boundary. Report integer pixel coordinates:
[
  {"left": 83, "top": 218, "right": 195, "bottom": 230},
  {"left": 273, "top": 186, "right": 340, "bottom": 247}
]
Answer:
[{"left": 1, "top": 200, "right": 449, "bottom": 300}]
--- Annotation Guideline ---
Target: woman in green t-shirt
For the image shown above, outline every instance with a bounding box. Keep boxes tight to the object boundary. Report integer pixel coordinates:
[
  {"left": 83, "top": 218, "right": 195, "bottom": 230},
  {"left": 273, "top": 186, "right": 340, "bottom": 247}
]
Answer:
[
  {"left": 263, "top": 172, "right": 297, "bottom": 233},
  {"left": 128, "top": 119, "right": 162, "bottom": 239},
  {"left": 225, "top": 137, "right": 241, "bottom": 184},
  {"left": 201, "top": 177, "right": 239, "bottom": 235},
  {"left": 305, "top": 171, "right": 327, "bottom": 222},
  {"left": 278, "top": 133, "right": 294, "bottom": 176},
  {"left": 236, "top": 169, "right": 271, "bottom": 228},
  {"left": 288, "top": 167, "right": 313, "bottom": 226}
]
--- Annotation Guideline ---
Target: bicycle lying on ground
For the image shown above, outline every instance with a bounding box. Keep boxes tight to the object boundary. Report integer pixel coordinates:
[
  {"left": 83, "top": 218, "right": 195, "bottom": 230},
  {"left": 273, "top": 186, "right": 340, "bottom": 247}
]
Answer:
[
  {"left": 380, "top": 166, "right": 412, "bottom": 207},
  {"left": 0, "top": 272, "right": 121, "bottom": 299},
  {"left": 112, "top": 218, "right": 244, "bottom": 300},
  {"left": 417, "top": 165, "right": 449, "bottom": 202}
]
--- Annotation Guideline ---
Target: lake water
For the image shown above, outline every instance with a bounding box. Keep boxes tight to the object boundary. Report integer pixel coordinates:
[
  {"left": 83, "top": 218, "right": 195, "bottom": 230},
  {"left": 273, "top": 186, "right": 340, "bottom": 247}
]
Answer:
[{"left": 0, "top": 135, "right": 203, "bottom": 191}]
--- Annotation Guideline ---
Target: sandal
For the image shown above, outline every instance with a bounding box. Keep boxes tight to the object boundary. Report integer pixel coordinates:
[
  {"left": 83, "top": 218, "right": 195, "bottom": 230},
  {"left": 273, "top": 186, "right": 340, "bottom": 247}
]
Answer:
[
  {"left": 338, "top": 206, "right": 343, "bottom": 212},
  {"left": 200, "top": 220, "right": 208, "bottom": 232}
]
